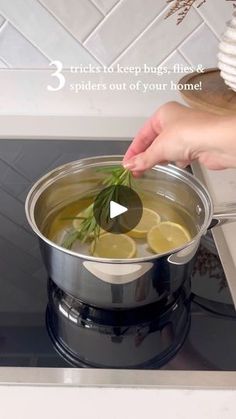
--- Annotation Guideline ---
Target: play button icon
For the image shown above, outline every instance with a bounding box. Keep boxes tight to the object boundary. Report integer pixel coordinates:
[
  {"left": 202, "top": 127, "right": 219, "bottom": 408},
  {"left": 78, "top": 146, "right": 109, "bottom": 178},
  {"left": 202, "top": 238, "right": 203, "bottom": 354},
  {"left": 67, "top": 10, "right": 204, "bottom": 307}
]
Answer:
[
  {"left": 110, "top": 201, "right": 127, "bottom": 219},
  {"left": 93, "top": 185, "right": 143, "bottom": 234}
]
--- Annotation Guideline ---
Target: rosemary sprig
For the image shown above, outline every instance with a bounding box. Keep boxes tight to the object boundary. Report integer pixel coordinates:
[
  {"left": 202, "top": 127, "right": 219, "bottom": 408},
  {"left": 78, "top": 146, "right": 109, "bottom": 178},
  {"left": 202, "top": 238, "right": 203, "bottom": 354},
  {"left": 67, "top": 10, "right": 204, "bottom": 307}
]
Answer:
[
  {"left": 62, "top": 229, "right": 84, "bottom": 250},
  {"left": 61, "top": 166, "right": 132, "bottom": 251}
]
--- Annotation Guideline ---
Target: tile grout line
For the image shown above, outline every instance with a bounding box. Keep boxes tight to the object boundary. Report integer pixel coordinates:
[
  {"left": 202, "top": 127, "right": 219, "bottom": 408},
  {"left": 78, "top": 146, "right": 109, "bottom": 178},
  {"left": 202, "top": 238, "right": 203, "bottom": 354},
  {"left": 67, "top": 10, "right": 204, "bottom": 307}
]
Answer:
[
  {"left": 109, "top": 4, "right": 170, "bottom": 67},
  {"left": 0, "top": 55, "right": 11, "bottom": 68},
  {"left": 89, "top": 0, "right": 106, "bottom": 16},
  {"left": 156, "top": 21, "right": 202, "bottom": 69},
  {"left": 0, "top": 19, "right": 8, "bottom": 34},
  {"left": 83, "top": 0, "right": 123, "bottom": 44},
  {"left": 200, "top": 18, "right": 222, "bottom": 42},
  {"left": 35, "top": 0, "right": 103, "bottom": 64},
  {"left": 0, "top": 154, "right": 31, "bottom": 182},
  {"left": 110, "top": 5, "right": 204, "bottom": 68},
  {"left": 193, "top": 5, "right": 221, "bottom": 40},
  {"left": 177, "top": 21, "right": 205, "bottom": 50},
  {"left": 177, "top": 49, "right": 192, "bottom": 66},
  {"left": 0, "top": 231, "right": 39, "bottom": 265},
  {"left": 0, "top": 227, "right": 40, "bottom": 264},
  {"left": 76, "top": 44, "right": 104, "bottom": 66},
  {"left": 0, "top": 182, "right": 32, "bottom": 215},
  {"left": 0, "top": 15, "right": 50, "bottom": 66},
  {"left": 37, "top": 0, "right": 103, "bottom": 43},
  {"left": 0, "top": 206, "right": 35, "bottom": 239},
  {"left": 90, "top": 0, "right": 121, "bottom": 16},
  {"left": 2, "top": 17, "right": 52, "bottom": 64},
  {"left": 203, "top": 20, "right": 221, "bottom": 41},
  {"left": 36, "top": 0, "right": 103, "bottom": 45},
  {"left": 157, "top": 48, "right": 187, "bottom": 68},
  {"left": 155, "top": 20, "right": 203, "bottom": 68},
  {"left": 0, "top": 180, "right": 36, "bottom": 235}
]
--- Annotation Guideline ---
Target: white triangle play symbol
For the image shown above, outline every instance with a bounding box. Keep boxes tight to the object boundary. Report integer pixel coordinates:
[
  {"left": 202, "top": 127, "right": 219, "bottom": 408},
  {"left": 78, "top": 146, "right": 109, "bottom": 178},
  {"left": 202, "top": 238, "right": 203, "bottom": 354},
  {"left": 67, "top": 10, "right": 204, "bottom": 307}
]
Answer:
[{"left": 110, "top": 201, "right": 128, "bottom": 219}]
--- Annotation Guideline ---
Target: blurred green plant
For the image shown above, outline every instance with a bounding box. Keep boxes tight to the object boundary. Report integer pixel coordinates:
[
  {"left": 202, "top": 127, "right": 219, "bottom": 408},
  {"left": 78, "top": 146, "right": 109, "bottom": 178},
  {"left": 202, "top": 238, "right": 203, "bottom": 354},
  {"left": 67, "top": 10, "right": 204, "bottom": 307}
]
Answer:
[{"left": 62, "top": 166, "right": 132, "bottom": 251}]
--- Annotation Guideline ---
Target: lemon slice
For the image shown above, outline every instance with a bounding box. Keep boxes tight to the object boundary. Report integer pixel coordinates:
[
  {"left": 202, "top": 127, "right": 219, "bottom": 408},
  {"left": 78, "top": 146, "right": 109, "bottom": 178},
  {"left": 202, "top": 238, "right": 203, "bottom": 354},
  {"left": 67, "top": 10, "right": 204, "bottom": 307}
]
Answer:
[
  {"left": 147, "top": 221, "right": 191, "bottom": 254},
  {"left": 128, "top": 208, "right": 161, "bottom": 238},
  {"left": 91, "top": 233, "right": 136, "bottom": 259}
]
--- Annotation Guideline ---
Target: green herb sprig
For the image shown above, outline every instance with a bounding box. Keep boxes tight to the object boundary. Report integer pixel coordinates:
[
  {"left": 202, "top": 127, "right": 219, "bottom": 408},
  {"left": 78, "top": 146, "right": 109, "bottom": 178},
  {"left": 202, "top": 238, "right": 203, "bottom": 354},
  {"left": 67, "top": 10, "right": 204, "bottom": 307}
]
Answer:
[{"left": 62, "top": 166, "right": 132, "bottom": 251}]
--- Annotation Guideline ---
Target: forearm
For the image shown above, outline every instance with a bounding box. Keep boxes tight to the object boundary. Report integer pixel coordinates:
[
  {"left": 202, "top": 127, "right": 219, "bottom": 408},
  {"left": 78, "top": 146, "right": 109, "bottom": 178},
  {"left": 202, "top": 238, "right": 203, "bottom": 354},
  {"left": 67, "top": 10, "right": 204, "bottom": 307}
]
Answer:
[{"left": 217, "top": 115, "right": 236, "bottom": 166}]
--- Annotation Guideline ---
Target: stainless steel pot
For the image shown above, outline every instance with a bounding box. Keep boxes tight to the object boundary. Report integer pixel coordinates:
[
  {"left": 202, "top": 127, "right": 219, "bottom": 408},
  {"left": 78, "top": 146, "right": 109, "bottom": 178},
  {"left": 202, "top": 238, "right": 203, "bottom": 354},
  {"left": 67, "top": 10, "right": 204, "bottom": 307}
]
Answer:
[{"left": 25, "top": 156, "right": 236, "bottom": 309}]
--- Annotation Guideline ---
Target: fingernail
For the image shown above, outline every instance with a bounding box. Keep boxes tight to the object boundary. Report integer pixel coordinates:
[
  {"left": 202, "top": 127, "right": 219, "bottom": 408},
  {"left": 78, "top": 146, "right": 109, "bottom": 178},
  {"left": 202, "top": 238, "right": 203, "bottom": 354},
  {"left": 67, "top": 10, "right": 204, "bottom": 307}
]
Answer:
[{"left": 123, "top": 160, "right": 136, "bottom": 170}]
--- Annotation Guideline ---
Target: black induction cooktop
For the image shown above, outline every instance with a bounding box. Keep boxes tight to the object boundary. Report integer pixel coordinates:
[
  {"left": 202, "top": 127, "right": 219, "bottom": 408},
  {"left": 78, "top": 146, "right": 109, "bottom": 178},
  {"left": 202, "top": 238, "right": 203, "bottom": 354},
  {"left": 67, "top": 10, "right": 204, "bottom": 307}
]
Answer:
[{"left": 0, "top": 139, "right": 235, "bottom": 370}]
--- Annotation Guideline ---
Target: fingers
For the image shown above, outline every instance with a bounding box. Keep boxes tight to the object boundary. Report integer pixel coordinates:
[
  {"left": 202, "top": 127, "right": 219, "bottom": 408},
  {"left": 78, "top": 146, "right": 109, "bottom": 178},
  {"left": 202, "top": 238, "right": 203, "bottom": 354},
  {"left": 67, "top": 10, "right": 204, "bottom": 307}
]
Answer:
[
  {"left": 124, "top": 134, "right": 167, "bottom": 171},
  {"left": 123, "top": 110, "right": 162, "bottom": 163},
  {"left": 123, "top": 102, "right": 193, "bottom": 172},
  {"left": 175, "top": 160, "right": 190, "bottom": 169},
  {"left": 123, "top": 131, "right": 192, "bottom": 172}
]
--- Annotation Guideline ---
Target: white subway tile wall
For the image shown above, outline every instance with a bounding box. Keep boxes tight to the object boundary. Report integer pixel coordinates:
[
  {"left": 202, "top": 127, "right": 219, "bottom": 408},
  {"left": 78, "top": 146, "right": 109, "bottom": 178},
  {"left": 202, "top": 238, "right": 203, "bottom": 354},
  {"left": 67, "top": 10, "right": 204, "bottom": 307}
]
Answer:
[
  {"left": 39, "top": 0, "right": 103, "bottom": 42},
  {"left": 0, "top": 0, "right": 99, "bottom": 66},
  {"left": 0, "top": 23, "right": 49, "bottom": 68},
  {"left": 116, "top": 6, "right": 201, "bottom": 66},
  {"left": 194, "top": 0, "right": 232, "bottom": 38},
  {"left": 84, "top": 0, "right": 167, "bottom": 65},
  {"left": 161, "top": 50, "right": 191, "bottom": 83},
  {"left": 0, "top": 0, "right": 233, "bottom": 69},
  {"left": 180, "top": 23, "right": 219, "bottom": 68}
]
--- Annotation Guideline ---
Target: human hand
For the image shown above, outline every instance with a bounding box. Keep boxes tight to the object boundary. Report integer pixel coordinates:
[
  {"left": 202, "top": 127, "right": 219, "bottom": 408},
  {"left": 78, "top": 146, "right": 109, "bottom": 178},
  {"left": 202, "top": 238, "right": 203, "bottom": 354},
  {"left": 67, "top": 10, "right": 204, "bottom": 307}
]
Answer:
[{"left": 123, "top": 102, "right": 236, "bottom": 174}]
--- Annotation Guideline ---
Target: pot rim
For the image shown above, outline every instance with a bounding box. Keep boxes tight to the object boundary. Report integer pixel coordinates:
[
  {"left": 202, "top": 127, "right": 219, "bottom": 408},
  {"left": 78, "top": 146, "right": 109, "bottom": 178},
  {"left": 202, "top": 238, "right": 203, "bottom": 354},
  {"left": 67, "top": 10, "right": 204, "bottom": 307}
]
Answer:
[{"left": 25, "top": 155, "right": 213, "bottom": 264}]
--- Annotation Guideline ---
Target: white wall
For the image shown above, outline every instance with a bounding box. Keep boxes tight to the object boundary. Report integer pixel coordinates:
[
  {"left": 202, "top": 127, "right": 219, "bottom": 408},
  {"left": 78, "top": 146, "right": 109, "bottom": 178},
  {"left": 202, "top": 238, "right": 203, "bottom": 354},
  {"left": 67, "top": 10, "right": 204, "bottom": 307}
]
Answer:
[{"left": 0, "top": 0, "right": 234, "bottom": 70}]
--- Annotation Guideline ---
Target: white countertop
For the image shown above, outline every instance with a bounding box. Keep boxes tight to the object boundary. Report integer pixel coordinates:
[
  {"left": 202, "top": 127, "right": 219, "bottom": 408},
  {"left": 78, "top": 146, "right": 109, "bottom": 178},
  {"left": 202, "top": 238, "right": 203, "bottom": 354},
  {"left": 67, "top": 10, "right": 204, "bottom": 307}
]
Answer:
[
  {"left": 0, "top": 386, "right": 236, "bottom": 419},
  {"left": 0, "top": 69, "right": 236, "bottom": 416}
]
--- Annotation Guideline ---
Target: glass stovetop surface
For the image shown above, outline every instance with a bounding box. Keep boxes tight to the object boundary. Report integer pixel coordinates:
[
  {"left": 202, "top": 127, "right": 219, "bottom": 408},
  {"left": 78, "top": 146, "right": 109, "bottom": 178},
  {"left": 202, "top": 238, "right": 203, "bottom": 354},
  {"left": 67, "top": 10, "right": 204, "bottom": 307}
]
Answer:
[{"left": 0, "top": 139, "right": 235, "bottom": 370}]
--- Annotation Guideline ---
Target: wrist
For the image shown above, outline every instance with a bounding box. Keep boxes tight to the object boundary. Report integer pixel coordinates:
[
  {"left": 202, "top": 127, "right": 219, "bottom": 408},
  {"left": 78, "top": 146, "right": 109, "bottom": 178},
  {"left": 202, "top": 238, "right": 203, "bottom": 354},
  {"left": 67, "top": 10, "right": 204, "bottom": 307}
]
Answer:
[
  {"left": 200, "top": 114, "right": 236, "bottom": 169},
  {"left": 216, "top": 115, "right": 236, "bottom": 165},
  {"left": 181, "top": 112, "right": 236, "bottom": 169}
]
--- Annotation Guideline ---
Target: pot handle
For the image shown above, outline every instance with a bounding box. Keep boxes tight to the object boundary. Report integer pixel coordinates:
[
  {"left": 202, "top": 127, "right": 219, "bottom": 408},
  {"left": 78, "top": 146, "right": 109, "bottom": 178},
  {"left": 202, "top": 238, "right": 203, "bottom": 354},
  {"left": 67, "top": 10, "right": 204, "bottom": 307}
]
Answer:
[{"left": 209, "top": 203, "right": 236, "bottom": 229}]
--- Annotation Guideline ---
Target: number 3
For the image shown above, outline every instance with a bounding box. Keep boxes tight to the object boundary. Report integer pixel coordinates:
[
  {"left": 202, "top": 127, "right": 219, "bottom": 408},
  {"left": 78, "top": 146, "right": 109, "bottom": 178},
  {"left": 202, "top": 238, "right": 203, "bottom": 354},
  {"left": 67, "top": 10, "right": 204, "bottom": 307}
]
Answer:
[{"left": 47, "top": 60, "right": 65, "bottom": 91}]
